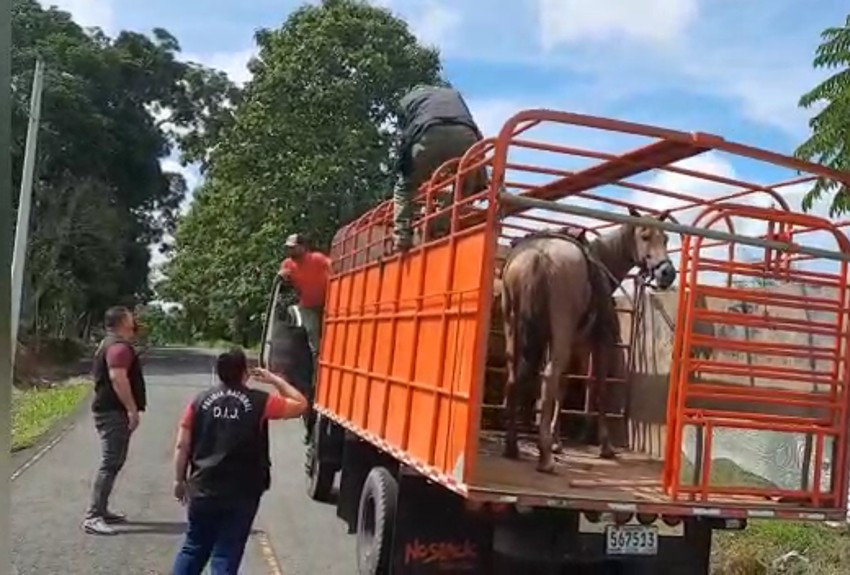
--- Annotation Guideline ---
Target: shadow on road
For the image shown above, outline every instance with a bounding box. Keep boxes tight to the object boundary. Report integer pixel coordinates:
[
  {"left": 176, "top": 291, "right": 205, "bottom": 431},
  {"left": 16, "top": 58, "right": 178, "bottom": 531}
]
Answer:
[
  {"left": 118, "top": 521, "right": 188, "bottom": 535},
  {"left": 114, "top": 522, "right": 268, "bottom": 538}
]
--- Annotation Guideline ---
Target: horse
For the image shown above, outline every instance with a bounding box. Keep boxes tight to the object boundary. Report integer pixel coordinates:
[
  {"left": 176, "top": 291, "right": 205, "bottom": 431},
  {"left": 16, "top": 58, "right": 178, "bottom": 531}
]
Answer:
[
  {"left": 504, "top": 225, "right": 622, "bottom": 451},
  {"left": 550, "top": 316, "right": 628, "bottom": 454},
  {"left": 500, "top": 207, "right": 676, "bottom": 473}
]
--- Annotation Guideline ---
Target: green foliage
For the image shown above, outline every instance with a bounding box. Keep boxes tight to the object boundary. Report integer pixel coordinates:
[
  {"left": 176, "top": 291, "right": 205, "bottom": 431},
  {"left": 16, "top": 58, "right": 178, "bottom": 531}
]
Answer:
[
  {"left": 138, "top": 303, "right": 195, "bottom": 345},
  {"left": 162, "top": 0, "right": 444, "bottom": 344},
  {"left": 796, "top": 13, "right": 850, "bottom": 216},
  {"left": 10, "top": 0, "right": 239, "bottom": 341}
]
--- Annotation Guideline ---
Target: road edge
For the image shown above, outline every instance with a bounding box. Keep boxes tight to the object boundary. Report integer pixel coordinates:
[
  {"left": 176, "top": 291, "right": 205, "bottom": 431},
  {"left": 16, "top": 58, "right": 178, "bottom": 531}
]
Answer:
[{"left": 10, "top": 386, "right": 92, "bottom": 481}]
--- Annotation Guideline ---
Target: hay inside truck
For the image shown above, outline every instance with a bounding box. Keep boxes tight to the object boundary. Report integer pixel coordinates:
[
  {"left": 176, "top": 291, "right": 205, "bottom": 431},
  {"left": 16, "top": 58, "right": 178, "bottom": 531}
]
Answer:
[{"left": 259, "top": 109, "right": 850, "bottom": 574}]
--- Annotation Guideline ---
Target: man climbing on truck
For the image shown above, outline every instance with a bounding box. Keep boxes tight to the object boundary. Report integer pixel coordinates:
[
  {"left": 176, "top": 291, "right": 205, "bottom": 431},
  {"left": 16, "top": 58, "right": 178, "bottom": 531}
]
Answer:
[
  {"left": 393, "top": 84, "right": 489, "bottom": 251},
  {"left": 278, "top": 233, "right": 330, "bottom": 357}
]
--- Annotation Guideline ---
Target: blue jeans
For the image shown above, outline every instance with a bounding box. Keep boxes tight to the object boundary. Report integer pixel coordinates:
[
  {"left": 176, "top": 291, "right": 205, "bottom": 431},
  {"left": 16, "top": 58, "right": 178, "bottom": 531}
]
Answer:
[{"left": 172, "top": 495, "right": 261, "bottom": 575}]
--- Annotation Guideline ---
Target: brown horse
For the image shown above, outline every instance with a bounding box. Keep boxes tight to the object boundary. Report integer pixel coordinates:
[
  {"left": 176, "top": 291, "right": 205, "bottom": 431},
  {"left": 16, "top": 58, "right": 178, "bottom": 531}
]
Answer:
[
  {"left": 500, "top": 208, "right": 676, "bottom": 473},
  {"left": 550, "top": 317, "right": 628, "bottom": 454}
]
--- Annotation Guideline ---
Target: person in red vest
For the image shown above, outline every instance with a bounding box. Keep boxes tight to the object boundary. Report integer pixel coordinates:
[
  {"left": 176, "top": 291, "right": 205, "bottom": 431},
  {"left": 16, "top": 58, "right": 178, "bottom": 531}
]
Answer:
[
  {"left": 171, "top": 348, "right": 307, "bottom": 574},
  {"left": 278, "top": 233, "right": 330, "bottom": 356}
]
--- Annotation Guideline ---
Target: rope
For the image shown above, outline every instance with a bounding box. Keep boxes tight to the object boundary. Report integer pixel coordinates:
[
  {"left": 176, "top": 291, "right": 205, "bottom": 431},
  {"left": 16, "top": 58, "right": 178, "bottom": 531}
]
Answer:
[{"left": 647, "top": 291, "right": 678, "bottom": 332}]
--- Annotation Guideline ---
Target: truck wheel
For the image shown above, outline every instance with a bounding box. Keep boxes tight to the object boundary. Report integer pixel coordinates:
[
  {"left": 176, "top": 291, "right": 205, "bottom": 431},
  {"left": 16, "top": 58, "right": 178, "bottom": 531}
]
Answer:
[
  {"left": 356, "top": 467, "right": 398, "bottom": 575},
  {"left": 305, "top": 416, "right": 335, "bottom": 502}
]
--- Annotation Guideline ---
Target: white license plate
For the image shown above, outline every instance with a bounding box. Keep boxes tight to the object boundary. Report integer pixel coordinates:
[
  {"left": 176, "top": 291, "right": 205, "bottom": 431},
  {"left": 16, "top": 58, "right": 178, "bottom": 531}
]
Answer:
[{"left": 605, "top": 525, "right": 659, "bottom": 556}]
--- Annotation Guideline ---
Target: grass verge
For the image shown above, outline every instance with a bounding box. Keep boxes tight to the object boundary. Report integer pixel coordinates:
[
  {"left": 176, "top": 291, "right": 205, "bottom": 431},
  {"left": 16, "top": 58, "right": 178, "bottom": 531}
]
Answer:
[
  {"left": 712, "top": 520, "right": 850, "bottom": 574},
  {"left": 677, "top": 457, "right": 849, "bottom": 573},
  {"left": 11, "top": 380, "right": 91, "bottom": 451}
]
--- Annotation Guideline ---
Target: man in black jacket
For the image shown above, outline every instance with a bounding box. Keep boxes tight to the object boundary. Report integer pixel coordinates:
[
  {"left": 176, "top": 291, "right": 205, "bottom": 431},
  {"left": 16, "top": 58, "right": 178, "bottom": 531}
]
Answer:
[
  {"left": 393, "top": 84, "right": 489, "bottom": 251},
  {"left": 82, "top": 306, "right": 147, "bottom": 535}
]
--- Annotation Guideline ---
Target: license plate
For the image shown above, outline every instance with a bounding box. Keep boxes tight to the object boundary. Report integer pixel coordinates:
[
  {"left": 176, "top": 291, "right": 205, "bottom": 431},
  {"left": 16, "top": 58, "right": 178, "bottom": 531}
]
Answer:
[{"left": 605, "top": 525, "right": 659, "bottom": 556}]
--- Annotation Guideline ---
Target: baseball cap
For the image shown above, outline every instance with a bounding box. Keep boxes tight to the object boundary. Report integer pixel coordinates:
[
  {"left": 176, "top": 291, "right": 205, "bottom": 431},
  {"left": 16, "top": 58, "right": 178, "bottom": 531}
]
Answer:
[{"left": 285, "top": 233, "right": 303, "bottom": 247}]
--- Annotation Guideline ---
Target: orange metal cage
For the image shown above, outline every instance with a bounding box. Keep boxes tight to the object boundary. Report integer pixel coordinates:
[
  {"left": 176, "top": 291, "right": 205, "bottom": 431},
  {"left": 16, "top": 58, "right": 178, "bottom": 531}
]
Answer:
[
  {"left": 320, "top": 108, "right": 850, "bottom": 519},
  {"left": 665, "top": 204, "right": 850, "bottom": 510}
]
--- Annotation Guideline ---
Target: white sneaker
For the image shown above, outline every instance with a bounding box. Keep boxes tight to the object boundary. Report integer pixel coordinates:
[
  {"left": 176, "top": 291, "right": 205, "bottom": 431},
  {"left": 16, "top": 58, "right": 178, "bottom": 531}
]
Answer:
[{"left": 82, "top": 516, "right": 116, "bottom": 535}]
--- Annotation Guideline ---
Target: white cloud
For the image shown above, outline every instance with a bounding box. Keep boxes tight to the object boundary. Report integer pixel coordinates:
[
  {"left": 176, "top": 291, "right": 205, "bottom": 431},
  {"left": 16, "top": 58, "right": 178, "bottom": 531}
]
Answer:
[
  {"left": 670, "top": 44, "right": 824, "bottom": 139},
  {"left": 643, "top": 152, "right": 739, "bottom": 214},
  {"left": 369, "top": 0, "right": 462, "bottom": 51},
  {"left": 401, "top": 1, "right": 836, "bottom": 139},
  {"left": 184, "top": 48, "right": 257, "bottom": 86},
  {"left": 146, "top": 103, "right": 193, "bottom": 140},
  {"left": 467, "top": 98, "right": 523, "bottom": 137},
  {"left": 160, "top": 156, "right": 201, "bottom": 193},
  {"left": 149, "top": 244, "right": 169, "bottom": 273},
  {"left": 409, "top": 2, "right": 462, "bottom": 49},
  {"left": 41, "top": 0, "right": 115, "bottom": 32},
  {"left": 537, "top": 0, "right": 699, "bottom": 49}
]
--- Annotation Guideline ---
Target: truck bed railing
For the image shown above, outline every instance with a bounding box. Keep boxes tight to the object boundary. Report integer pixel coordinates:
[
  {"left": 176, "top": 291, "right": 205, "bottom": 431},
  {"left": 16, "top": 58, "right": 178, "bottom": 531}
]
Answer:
[{"left": 320, "top": 108, "right": 850, "bottom": 521}]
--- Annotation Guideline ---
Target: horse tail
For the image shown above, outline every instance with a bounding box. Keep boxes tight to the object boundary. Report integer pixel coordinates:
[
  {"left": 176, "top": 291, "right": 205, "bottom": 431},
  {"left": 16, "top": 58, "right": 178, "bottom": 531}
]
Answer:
[{"left": 514, "top": 254, "right": 550, "bottom": 385}]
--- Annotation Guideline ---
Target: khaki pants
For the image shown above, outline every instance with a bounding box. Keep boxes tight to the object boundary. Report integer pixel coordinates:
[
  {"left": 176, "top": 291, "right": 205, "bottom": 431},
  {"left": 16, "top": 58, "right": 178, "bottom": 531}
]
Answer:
[
  {"left": 393, "top": 124, "right": 488, "bottom": 247},
  {"left": 299, "top": 306, "right": 323, "bottom": 410},
  {"left": 299, "top": 305, "right": 323, "bottom": 358}
]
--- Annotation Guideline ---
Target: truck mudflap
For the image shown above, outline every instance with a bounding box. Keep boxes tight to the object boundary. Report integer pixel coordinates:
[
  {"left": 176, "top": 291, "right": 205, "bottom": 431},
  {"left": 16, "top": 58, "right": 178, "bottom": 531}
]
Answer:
[{"left": 390, "top": 473, "right": 493, "bottom": 574}]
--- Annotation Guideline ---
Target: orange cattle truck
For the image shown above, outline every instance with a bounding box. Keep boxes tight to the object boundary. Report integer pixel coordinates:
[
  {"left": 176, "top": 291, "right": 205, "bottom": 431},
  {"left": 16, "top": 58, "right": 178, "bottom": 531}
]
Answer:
[{"left": 260, "top": 109, "right": 850, "bottom": 574}]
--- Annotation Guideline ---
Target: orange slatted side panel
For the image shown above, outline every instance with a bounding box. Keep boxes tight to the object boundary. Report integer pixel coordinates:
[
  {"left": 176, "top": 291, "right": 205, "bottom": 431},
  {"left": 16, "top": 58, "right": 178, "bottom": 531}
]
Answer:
[
  {"left": 317, "top": 274, "right": 340, "bottom": 407},
  {"left": 349, "top": 265, "right": 382, "bottom": 427},
  {"left": 317, "top": 227, "right": 488, "bottom": 482},
  {"left": 443, "top": 231, "right": 488, "bottom": 478},
  {"left": 337, "top": 268, "right": 366, "bottom": 421},
  {"left": 405, "top": 243, "right": 452, "bottom": 463},
  {"left": 366, "top": 263, "right": 400, "bottom": 435}
]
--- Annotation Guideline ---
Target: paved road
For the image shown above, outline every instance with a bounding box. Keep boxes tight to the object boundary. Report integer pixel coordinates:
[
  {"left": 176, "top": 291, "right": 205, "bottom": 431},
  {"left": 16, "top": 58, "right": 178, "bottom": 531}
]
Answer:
[{"left": 11, "top": 348, "right": 354, "bottom": 575}]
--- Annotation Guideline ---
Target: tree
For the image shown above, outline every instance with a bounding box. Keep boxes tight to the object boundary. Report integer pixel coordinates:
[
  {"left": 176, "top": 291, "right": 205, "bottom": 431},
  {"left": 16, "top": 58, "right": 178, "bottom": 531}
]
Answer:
[
  {"left": 138, "top": 304, "right": 194, "bottom": 345},
  {"left": 162, "top": 0, "right": 444, "bottom": 344},
  {"left": 796, "top": 13, "right": 850, "bottom": 216},
  {"left": 10, "top": 0, "right": 240, "bottom": 343}
]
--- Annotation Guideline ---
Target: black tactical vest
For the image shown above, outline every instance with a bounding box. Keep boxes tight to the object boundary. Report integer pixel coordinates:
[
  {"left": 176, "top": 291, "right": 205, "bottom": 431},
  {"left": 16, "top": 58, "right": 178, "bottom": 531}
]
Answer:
[
  {"left": 187, "top": 384, "right": 271, "bottom": 500},
  {"left": 91, "top": 334, "right": 147, "bottom": 413},
  {"left": 397, "top": 85, "right": 482, "bottom": 172}
]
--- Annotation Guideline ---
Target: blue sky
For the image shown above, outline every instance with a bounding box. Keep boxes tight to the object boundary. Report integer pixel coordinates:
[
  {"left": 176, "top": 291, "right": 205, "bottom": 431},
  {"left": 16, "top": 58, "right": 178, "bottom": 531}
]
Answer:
[{"left": 43, "top": 0, "right": 850, "bottom": 272}]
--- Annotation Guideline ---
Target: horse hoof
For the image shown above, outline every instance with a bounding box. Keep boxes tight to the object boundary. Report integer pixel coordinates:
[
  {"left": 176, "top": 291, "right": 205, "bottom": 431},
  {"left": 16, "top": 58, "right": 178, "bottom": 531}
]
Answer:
[
  {"left": 503, "top": 445, "right": 520, "bottom": 460},
  {"left": 599, "top": 447, "right": 617, "bottom": 460},
  {"left": 536, "top": 462, "right": 557, "bottom": 475},
  {"left": 552, "top": 443, "right": 563, "bottom": 454}
]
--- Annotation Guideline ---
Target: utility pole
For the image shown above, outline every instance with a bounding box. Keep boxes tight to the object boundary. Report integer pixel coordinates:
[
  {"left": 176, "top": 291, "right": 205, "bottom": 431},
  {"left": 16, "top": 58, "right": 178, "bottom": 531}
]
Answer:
[{"left": 11, "top": 59, "right": 46, "bottom": 367}]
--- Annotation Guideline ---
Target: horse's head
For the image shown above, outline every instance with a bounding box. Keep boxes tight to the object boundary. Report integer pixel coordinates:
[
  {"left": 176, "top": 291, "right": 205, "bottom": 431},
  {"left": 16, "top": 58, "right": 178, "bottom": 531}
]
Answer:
[{"left": 628, "top": 207, "right": 676, "bottom": 290}]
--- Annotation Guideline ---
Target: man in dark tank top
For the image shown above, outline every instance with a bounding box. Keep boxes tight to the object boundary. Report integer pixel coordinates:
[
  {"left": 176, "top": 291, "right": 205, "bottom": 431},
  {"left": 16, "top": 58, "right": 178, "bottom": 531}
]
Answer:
[{"left": 82, "top": 306, "right": 147, "bottom": 535}]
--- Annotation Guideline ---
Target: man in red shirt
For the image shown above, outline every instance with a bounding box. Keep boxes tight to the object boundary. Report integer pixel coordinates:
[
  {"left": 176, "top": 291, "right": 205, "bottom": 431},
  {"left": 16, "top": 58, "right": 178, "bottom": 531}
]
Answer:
[
  {"left": 171, "top": 348, "right": 307, "bottom": 574},
  {"left": 279, "top": 233, "right": 330, "bottom": 356}
]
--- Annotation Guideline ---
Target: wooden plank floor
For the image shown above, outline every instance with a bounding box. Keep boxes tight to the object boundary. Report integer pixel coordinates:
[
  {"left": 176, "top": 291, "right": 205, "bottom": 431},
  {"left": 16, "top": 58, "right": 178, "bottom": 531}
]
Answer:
[
  {"left": 473, "top": 433, "right": 669, "bottom": 503},
  {"left": 472, "top": 433, "right": 844, "bottom": 510}
]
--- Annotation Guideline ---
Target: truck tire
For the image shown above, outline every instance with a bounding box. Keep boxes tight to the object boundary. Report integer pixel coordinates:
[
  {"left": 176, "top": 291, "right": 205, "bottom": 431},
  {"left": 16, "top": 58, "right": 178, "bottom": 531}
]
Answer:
[
  {"left": 305, "top": 416, "right": 335, "bottom": 502},
  {"left": 356, "top": 466, "right": 398, "bottom": 575}
]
